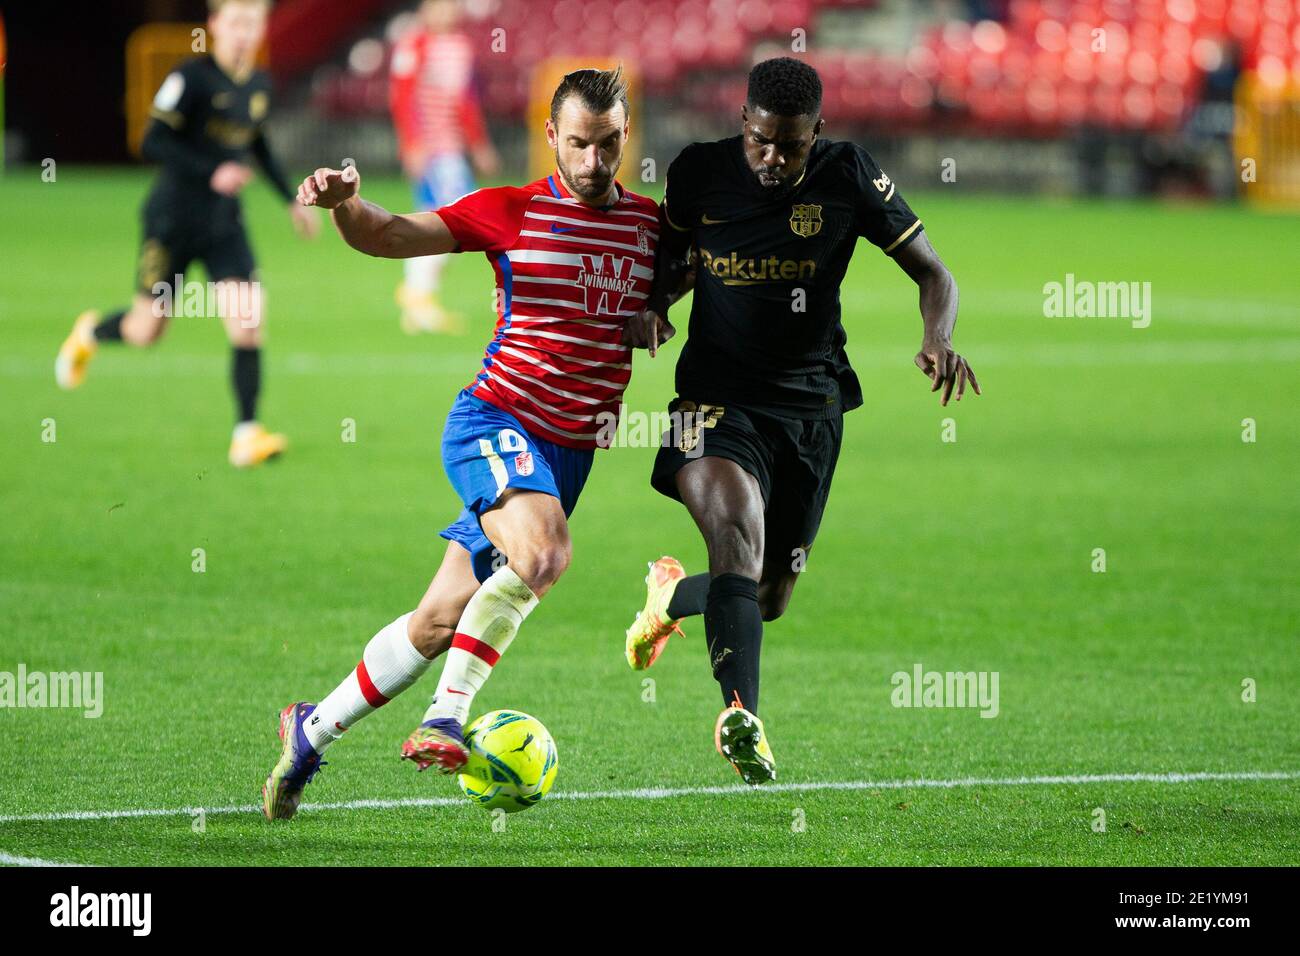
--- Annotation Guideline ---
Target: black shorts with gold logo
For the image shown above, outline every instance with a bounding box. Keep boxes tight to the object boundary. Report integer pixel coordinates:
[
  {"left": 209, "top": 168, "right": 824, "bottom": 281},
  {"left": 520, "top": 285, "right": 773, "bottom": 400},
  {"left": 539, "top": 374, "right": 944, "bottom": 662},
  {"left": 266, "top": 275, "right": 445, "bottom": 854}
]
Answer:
[
  {"left": 650, "top": 397, "right": 844, "bottom": 560},
  {"left": 135, "top": 191, "right": 256, "bottom": 296}
]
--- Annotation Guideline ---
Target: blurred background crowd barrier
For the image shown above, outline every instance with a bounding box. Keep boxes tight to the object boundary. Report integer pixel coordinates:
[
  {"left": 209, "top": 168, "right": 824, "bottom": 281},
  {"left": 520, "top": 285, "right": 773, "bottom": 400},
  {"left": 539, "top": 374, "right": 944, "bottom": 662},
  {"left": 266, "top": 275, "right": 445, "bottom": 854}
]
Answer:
[{"left": 4, "top": 0, "right": 1299, "bottom": 204}]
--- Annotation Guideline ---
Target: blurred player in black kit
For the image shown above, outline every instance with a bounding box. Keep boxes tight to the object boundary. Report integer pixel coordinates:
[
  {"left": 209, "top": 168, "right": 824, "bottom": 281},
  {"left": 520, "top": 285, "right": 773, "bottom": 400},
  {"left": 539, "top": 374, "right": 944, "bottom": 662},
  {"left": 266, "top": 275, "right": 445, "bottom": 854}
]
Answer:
[
  {"left": 622, "top": 57, "right": 981, "bottom": 784},
  {"left": 56, "top": 0, "right": 318, "bottom": 467}
]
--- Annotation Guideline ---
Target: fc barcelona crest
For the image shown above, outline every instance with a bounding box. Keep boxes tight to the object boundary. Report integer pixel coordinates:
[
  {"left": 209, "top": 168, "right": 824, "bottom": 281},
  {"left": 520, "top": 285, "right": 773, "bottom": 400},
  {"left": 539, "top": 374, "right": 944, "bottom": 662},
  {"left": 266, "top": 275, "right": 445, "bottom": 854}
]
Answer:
[{"left": 789, "top": 204, "right": 822, "bottom": 237}]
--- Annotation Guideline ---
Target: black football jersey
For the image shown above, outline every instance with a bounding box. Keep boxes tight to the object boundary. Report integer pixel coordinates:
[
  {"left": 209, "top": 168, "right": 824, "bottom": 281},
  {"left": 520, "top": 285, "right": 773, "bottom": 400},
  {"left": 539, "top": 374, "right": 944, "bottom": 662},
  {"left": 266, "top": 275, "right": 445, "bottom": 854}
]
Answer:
[
  {"left": 663, "top": 135, "right": 924, "bottom": 418},
  {"left": 144, "top": 55, "right": 293, "bottom": 209}
]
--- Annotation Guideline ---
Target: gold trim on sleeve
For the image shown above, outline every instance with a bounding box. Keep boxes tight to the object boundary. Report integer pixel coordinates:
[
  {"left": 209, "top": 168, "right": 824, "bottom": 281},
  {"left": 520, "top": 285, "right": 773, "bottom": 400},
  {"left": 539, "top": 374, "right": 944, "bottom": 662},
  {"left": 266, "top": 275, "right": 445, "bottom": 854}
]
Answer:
[{"left": 884, "top": 219, "right": 922, "bottom": 253}]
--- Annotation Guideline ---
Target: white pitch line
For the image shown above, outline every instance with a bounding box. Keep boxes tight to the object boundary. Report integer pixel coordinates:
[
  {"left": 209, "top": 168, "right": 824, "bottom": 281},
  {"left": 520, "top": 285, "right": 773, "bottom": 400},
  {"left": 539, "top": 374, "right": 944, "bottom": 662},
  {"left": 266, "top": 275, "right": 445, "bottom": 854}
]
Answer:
[
  {"left": 0, "top": 770, "right": 1295, "bottom": 825},
  {"left": 0, "top": 850, "right": 85, "bottom": 867}
]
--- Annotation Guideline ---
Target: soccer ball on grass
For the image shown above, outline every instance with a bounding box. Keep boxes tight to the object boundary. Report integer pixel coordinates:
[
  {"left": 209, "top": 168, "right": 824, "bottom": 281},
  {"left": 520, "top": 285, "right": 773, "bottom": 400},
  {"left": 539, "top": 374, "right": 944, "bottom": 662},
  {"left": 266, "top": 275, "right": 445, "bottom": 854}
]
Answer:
[{"left": 457, "top": 709, "right": 558, "bottom": 813}]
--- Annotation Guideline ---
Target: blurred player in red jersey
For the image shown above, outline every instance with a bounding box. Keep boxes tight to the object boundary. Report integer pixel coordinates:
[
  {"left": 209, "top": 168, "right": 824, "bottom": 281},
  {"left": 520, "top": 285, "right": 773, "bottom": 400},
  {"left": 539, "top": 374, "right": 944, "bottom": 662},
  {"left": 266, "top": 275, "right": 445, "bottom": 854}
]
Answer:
[
  {"left": 262, "top": 68, "right": 681, "bottom": 820},
  {"left": 389, "top": 0, "right": 500, "bottom": 334}
]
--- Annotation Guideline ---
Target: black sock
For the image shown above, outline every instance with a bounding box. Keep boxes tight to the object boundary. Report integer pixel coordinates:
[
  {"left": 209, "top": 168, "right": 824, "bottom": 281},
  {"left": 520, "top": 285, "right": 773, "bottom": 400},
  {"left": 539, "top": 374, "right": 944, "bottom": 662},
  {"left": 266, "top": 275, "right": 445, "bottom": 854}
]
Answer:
[
  {"left": 232, "top": 346, "right": 261, "bottom": 423},
  {"left": 93, "top": 310, "right": 126, "bottom": 342},
  {"left": 667, "top": 572, "right": 710, "bottom": 620},
  {"left": 704, "top": 573, "right": 763, "bottom": 714}
]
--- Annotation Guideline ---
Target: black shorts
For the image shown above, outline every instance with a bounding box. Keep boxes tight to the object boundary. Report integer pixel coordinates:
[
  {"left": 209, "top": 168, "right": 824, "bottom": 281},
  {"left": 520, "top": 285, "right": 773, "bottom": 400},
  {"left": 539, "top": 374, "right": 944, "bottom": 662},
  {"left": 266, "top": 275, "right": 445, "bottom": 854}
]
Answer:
[
  {"left": 135, "top": 192, "right": 257, "bottom": 295},
  {"left": 650, "top": 398, "right": 844, "bottom": 565}
]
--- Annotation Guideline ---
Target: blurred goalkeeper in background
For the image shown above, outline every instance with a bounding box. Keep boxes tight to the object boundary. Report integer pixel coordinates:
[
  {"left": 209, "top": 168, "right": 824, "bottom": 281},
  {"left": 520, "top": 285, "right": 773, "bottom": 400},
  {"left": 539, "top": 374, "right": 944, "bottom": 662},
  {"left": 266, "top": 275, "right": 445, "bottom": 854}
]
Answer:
[
  {"left": 389, "top": 0, "right": 500, "bottom": 334},
  {"left": 55, "top": 0, "right": 319, "bottom": 468}
]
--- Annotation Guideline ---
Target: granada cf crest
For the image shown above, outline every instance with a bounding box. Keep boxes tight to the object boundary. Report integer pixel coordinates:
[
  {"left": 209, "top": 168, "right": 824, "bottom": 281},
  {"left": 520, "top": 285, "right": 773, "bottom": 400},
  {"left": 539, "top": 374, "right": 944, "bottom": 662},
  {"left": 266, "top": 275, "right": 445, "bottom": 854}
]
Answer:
[{"left": 789, "top": 204, "right": 822, "bottom": 237}]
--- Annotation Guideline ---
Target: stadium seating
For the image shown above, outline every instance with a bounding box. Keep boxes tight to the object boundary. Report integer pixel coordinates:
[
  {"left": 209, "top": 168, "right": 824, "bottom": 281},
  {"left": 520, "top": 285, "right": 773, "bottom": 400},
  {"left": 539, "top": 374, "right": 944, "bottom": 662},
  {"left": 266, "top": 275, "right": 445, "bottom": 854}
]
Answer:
[
  {"left": 309, "top": 0, "right": 1300, "bottom": 134},
  {"left": 311, "top": 0, "right": 869, "bottom": 118}
]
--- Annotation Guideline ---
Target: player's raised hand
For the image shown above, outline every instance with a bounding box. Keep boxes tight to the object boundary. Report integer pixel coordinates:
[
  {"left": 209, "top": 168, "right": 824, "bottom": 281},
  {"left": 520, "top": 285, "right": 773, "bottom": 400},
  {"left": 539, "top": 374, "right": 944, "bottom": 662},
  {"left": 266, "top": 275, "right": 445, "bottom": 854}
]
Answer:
[
  {"left": 624, "top": 309, "right": 676, "bottom": 357},
  {"left": 915, "top": 339, "right": 980, "bottom": 406},
  {"left": 211, "top": 161, "right": 253, "bottom": 196},
  {"left": 298, "top": 165, "right": 361, "bottom": 209}
]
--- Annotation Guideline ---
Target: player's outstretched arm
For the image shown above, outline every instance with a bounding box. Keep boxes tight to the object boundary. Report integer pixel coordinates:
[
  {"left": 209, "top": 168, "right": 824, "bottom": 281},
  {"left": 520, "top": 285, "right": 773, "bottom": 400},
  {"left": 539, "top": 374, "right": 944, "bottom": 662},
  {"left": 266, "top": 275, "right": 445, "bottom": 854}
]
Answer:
[
  {"left": 297, "top": 165, "right": 457, "bottom": 259},
  {"left": 893, "top": 232, "right": 980, "bottom": 406}
]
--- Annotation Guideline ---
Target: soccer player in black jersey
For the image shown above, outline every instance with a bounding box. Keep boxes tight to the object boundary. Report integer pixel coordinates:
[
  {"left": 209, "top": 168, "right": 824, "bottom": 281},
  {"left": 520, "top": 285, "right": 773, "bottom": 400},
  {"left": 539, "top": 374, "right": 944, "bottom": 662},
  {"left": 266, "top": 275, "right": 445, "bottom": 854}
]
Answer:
[
  {"left": 623, "top": 57, "right": 980, "bottom": 784},
  {"left": 55, "top": 0, "right": 318, "bottom": 468}
]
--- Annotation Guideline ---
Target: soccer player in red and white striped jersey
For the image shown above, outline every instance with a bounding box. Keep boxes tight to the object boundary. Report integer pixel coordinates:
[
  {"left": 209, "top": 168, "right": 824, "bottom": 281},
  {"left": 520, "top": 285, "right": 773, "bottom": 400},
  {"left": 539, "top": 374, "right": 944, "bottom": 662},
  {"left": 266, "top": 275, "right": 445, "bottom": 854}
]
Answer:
[{"left": 262, "top": 68, "right": 667, "bottom": 819}]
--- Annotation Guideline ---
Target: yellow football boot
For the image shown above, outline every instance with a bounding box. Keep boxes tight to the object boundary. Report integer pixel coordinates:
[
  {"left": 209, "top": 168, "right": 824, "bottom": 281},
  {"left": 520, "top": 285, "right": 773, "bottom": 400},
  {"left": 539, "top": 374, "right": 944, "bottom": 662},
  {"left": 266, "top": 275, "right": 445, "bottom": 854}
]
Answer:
[
  {"left": 229, "top": 422, "right": 287, "bottom": 468},
  {"left": 715, "top": 705, "right": 776, "bottom": 786},
  {"left": 55, "top": 310, "right": 100, "bottom": 390},
  {"left": 625, "top": 556, "right": 687, "bottom": 670}
]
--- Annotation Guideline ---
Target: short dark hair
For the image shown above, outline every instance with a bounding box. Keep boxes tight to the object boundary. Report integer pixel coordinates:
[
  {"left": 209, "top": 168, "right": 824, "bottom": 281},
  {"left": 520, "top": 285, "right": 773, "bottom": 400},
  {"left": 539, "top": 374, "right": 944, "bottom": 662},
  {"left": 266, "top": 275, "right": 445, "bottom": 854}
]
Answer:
[
  {"left": 746, "top": 57, "right": 822, "bottom": 117},
  {"left": 550, "top": 66, "right": 630, "bottom": 123}
]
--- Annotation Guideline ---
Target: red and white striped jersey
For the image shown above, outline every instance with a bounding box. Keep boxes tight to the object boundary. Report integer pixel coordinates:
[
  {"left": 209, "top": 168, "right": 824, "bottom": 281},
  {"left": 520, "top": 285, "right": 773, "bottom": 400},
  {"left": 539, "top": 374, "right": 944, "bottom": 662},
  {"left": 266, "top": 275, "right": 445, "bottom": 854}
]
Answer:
[
  {"left": 388, "top": 29, "right": 487, "bottom": 158},
  {"left": 435, "top": 173, "right": 660, "bottom": 450}
]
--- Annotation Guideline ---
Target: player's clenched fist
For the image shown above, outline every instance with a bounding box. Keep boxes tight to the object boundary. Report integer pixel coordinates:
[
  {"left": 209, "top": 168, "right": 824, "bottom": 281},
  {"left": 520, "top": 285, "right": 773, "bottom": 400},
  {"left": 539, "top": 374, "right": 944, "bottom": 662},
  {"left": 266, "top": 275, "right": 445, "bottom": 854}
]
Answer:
[{"left": 297, "top": 165, "right": 361, "bottom": 209}]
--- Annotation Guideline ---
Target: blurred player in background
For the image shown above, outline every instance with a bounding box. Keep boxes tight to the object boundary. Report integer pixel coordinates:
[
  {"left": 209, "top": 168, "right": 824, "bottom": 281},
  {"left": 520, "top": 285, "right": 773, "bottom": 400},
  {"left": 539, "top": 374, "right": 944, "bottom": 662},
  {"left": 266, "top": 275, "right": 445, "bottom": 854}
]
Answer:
[
  {"left": 389, "top": 0, "right": 500, "bottom": 334},
  {"left": 55, "top": 0, "right": 318, "bottom": 468}
]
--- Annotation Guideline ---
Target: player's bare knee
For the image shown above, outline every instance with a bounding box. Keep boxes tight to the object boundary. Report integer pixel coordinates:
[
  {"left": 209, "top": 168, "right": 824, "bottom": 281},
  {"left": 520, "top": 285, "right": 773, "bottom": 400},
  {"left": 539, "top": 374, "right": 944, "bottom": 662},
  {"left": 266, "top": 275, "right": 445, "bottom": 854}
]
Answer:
[
  {"left": 226, "top": 314, "right": 262, "bottom": 348},
  {"left": 512, "top": 540, "right": 571, "bottom": 593}
]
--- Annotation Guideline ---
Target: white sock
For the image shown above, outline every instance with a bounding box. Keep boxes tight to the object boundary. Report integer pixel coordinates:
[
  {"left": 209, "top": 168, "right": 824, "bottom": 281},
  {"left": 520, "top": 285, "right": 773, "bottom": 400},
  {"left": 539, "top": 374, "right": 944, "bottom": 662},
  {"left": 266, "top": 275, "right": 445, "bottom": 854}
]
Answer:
[
  {"left": 404, "top": 253, "right": 449, "bottom": 295},
  {"left": 423, "top": 566, "right": 539, "bottom": 726},
  {"left": 306, "top": 612, "right": 431, "bottom": 752}
]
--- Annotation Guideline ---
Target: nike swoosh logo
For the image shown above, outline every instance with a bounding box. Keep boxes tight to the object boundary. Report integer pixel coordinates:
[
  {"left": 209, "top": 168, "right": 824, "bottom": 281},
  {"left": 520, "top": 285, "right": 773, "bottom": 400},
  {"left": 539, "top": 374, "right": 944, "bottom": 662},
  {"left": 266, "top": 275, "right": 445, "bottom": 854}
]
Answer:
[
  {"left": 701, "top": 214, "right": 729, "bottom": 225},
  {"left": 550, "top": 223, "right": 579, "bottom": 234},
  {"left": 446, "top": 688, "right": 470, "bottom": 696}
]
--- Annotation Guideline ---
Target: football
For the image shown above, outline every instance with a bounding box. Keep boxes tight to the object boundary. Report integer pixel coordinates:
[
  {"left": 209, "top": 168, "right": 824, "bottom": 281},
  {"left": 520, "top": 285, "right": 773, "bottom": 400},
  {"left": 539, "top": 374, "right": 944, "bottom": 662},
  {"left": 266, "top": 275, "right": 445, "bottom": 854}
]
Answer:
[{"left": 457, "top": 710, "right": 558, "bottom": 813}]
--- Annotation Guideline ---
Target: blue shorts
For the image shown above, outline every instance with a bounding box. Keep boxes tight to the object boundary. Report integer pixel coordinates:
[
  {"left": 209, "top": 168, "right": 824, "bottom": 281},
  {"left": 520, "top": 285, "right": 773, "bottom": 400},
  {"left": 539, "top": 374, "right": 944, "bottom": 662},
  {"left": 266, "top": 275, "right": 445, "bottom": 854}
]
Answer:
[
  {"left": 439, "top": 391, "right": 594, "bottom": 582},
  {"left": 413, "top": 153, "right": 475, "bottom": 211}
]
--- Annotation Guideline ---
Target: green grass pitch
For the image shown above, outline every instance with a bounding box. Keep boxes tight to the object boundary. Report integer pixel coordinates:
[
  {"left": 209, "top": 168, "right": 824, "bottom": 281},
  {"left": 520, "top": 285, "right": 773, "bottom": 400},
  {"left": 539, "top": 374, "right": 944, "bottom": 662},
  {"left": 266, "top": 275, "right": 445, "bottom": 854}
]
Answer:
[{"left": 1, "top": 168, "right": 1297, "bottom": 865}]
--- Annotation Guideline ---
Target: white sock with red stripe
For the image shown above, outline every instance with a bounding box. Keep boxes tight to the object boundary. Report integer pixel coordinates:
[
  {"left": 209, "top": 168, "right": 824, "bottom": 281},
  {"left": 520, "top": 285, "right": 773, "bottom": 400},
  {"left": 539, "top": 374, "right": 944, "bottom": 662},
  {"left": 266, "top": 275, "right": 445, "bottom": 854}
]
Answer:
[
  {"left": 423, "top": 566, "right": 539, "bottom": 726},
  {"left": 304, "top": 611, "right": 431, "bottom": 752}
]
